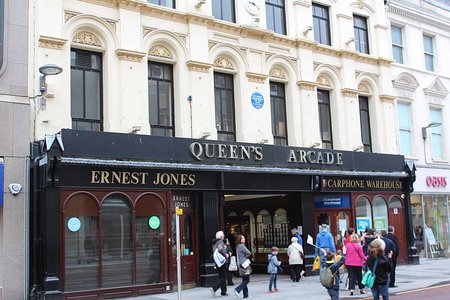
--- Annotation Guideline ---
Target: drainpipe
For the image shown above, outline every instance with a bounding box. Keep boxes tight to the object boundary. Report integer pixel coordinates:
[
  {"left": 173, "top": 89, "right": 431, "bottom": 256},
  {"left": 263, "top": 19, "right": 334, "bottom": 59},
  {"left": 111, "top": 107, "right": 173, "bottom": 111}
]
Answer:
[{"left": 24, "top": 156, "right": 30, "bottom": 300}]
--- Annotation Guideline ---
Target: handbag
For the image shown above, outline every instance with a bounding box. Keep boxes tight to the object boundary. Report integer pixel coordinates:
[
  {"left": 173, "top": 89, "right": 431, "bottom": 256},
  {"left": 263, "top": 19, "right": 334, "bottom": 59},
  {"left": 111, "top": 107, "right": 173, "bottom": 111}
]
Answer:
[
  {"left": 313, "top": 256, "right": 320, "bottom": 271},
  {"left": 361, "top": 258, "right": 378, "bottom": 288},
  {"left": 228, "top": 255, "right": 238, "bottom": 271},
  {"left": 239, "top": 259, "right": 252, "bottom": 276},
  {"left": 213, "top": 248, "right": 226, "bottom": 268},
  {"left": 276, "top": 265, "right": 283, "bottom": 274}
]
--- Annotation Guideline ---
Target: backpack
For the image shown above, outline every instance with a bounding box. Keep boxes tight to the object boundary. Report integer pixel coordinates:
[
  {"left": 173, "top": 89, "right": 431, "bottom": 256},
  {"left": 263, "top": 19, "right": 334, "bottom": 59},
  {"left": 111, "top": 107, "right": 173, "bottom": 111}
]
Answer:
[
  {"left": 213, "top": 248, "right": 226, "bottom": 267},
  {"left": 319, "top": 266, "right": 335, "bottom": 288}
]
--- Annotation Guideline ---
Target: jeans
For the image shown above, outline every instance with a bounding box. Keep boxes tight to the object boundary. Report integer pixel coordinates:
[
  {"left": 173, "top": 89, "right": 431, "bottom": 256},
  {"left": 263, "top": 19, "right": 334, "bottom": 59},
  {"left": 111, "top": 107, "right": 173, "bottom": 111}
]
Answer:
[
  {"left": 327, "top": 288, "right": 339, "bottom": 300},
  {"left": 268, "top": 273, "right": 277, "bottom": 290},
  {"left": 235, "top": 275, "right": 250, "bottom": 298},
  {"left": 212, "top": 265, "right": 227, "bottom": 295},
  {"left": 371, "top": 283, "right": 389, "bottom": 300}
]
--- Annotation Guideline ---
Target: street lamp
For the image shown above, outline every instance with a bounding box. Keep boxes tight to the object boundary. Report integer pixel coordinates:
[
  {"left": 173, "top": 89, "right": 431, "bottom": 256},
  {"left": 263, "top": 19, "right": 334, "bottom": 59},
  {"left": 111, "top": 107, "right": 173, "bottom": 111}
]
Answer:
[
  {"left": 421, "top": 122, "right": 441, "bottom": 140},
  {"left": 39, "top": 64, "right": 63, "bottom": 94}
]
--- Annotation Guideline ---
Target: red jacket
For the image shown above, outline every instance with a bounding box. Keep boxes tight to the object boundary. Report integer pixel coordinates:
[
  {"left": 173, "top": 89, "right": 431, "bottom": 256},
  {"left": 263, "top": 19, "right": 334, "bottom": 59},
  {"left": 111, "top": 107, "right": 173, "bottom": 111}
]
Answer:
[{"left": 344, "top": 242, "right": 366, "bottom": 267}]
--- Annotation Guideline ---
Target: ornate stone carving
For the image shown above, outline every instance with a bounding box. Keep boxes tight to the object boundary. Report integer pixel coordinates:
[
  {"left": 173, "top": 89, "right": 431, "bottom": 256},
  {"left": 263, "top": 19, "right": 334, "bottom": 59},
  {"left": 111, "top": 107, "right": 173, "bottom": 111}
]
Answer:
[
  {"left": 341, "top": 88, "right": 358, "bottom": 98},
  {"left": 213, "top": 56, "right": 234, "bottom": 70},
  {"left": 149, "top": 45, "right": 173, "bottom": 59},
  {"left": 186, "top": 61, "right": 213, "bottom": 73},
  {"left": 39, "top": 36, "right": 67, "bottom": 50},
  {"left": 316, "top": 75, "right": 331, "bottom": 87},
  {"left": 143, "top": 27, "right": 153, "bottom": 38},
  {"left": 297, "top": 80, "right": 317, "bottom": 91},
  {"left": 269, "top": 68, "right": 286, "bottom": 79},
  {"left": 64, "top": 11, "right": 78, "bottom": 23},
  {"left": 73, "top": 31, "right": 102, "bottom": 47},
  {"left": 379, "top": 94, "right": 395, "bottom": 103},
  {"left": 358, "top": 82, "right": 370, "bottom": 94},
  {"left": 116, "top": 49, "right": 146, "bottom": 62},
  {"left": 105, "top": 20, "right": 117, "bottom": 32},
  {"left": 424, "top": 77, "right": 449, "bottom": 98},
  {"left": 246, "top": 72, "right": 267, "bottom": 83}
]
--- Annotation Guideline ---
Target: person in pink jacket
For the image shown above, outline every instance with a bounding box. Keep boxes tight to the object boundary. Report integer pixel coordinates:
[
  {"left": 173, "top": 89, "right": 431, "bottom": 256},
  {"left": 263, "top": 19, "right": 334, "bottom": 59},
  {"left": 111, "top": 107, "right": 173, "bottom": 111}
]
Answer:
[{"left": 344, "top": 234, "right": 367, "bottom": 296}]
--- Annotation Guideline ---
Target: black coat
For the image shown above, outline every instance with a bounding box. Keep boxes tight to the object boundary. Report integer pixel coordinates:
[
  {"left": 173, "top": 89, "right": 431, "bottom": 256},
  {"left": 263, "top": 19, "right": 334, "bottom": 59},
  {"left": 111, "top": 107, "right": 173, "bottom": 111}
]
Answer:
[
  {"left": 386, "top": 233, "right": 399, "bottom": 258},
  {"left": 381, "top": 237, "right": 396, "bottom": 257},
  {"left": 367, "top": 255, "right": 392, "bottom": 286}
]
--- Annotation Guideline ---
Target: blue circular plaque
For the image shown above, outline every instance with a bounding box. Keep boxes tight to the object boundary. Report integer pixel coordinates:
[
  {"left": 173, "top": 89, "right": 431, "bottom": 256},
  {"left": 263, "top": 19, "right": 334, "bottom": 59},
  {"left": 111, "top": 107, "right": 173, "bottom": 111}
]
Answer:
[
  {"left": 67, "top": 217, "right": 81, "bottom": 232},
  {"left": 251, "top": 91, "right": 264, "bottom": 109}
]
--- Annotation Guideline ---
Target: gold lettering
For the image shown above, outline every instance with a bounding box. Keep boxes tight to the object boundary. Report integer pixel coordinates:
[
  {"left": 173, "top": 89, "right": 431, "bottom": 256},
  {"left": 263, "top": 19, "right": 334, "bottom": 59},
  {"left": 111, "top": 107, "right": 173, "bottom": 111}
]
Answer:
[
  {"left": 316, "top": 152, "right": 324, "bottom": 164},
  {"left": 229, "top": 145, "right": 238, "bottom": 159},
  {"left": 111, "top": 171, "right": 121, "bottom": 184},
  {"left": 287, "top": 150, "right": 297, "bottom": 162},
  {"left": 299, "top": 150, "right": 307, "bottom": 163},
  {"left": 188, "top": 174, "right": 196, "bottom": 185},
  {"left": 254, "top": 147, "right": 263, "bottom": 160},
  {"left": 91, "top": 171, "right": 101, "bottom": 183},
  {"left": 101, "top": 171, "right": 110, "bottom": 183}
]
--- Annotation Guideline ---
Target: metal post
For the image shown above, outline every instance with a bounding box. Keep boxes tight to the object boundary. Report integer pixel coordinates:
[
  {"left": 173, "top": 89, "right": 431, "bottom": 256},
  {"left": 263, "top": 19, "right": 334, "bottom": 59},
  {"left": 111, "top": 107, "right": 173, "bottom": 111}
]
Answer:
[{"left": 176, "top": 208, "right": 182, "bottom": 300}]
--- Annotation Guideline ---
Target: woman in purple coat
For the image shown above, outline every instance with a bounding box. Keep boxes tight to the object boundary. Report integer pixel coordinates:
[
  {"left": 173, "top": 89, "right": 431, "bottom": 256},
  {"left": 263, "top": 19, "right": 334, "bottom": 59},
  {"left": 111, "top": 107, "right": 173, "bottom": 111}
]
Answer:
[{"left": 344, "top": 234, "right": 367, "bottom": 296}]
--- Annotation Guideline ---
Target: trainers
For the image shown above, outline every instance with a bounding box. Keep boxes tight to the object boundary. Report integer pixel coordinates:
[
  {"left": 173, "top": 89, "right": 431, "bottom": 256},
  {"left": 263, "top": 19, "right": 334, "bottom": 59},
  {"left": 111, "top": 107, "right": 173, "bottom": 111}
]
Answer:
[
  {"left": 360, "top": 289, "right": 367, "bottom": 294},
  {"left": 300, "top": 270, "right": 305, "bottom": 277},
  {"left": 268, "top": 290, "right": 275, "bottom": 294},
  {"left": 210, "top": 287, "right": 216, "bottom": 297},
  {"left": 234, "top": 289, "right": 242, "bottom": 298},
  {"left": 350, "top": 290, "right": 354, "bottom": 296},
  {"left": 221, "top": 293, "right": 229, "bottom": 296}
]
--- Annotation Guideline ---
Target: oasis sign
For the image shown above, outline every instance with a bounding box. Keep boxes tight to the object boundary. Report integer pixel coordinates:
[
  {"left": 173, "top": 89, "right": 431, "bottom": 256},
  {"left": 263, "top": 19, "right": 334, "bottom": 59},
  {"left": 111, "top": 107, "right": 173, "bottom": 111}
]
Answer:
[{"left": 425, "top": 176, "right": 447, "bottom": 188}]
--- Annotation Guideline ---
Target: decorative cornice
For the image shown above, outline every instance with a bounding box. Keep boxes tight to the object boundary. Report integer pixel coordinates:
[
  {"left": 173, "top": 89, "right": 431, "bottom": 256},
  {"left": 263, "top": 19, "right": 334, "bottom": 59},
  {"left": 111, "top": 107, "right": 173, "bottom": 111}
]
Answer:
[
  {"left": 115, "top": 49, "right": 146, "bottom": 62},
  {"left": 336, "top": 13, "right": 353, "bottom": 20},
  {"left": 149, "top": 45, "right": 173, "bottom": 59},
  {"left": 392, "top": 72, "right": 419, "bottom": 91},
  {"left": 213, "top": 56, "right": 234, "bottom": 70},
  {"left": 341, "top": 88, "right": 359, "bottom": 98},
  {"left": 374, "top": 24, "right": 389, "bottom": 30},
  {"left": 73, "top": 31, "right": 102, "bottom": 47},
  {"left": 297, "top": 80, "right": 318, "bottom": 91},
  {"left": 246, "top": 72, "right": 267, "bottom": 83},
  {"left": 39, "top": 36, "right": 67, "bottom": 50},
  {"left": 379, "top": 94, "right": 395, "bottom": 104},
  {"left": 293, "top": 0, "right": 311, "bottom": 8},
  {"left": 186, "top": 60, "right": 213, "bottom": 73},
  {"left": 423, "top": 77, "right": 449, "bottom": 98},
  {"left": 389, "top": 5, "right": 450, "bottom": 32},
  {"left": 269, "top": 68, "right": 287, "bottom": 80},
  {"left": 358, "top": 82, "right": 371, "bottom": 94}
]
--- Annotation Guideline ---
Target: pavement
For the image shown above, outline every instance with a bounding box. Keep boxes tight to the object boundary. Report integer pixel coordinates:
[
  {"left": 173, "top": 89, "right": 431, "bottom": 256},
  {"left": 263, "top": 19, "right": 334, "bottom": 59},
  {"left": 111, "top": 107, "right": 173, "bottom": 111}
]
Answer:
[{"left": 120, "top": 258, "right": 450, "bottom": 300}]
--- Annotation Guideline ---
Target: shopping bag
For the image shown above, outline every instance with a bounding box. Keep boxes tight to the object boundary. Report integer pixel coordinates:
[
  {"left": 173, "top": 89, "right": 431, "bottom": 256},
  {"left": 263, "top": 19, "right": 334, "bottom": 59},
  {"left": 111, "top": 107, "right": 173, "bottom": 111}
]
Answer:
[
  {"left": 313, "top": 256, "right": 320, "bottom": 271},
  {"left": 228, "top": 256, "right": 238, "bottom": 271}
]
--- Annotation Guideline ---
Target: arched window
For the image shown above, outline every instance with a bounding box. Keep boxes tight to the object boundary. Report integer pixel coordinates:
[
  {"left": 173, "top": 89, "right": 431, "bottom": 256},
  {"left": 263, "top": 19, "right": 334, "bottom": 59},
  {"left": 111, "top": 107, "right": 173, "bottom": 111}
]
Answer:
[
  {"left": 373, "top": 196, "right": 388, "bottom": 231},
  {"left": 64, "top": 193, "right": 99, "bottom": 291},
  {"left": 101, "top": 194, "right": 133, "bottom": 287},
  {"left": 389, "top": 197, "right": 403, "bottom": 209},
  {"left": 273, "top": 208, "right": 289, "bottom": 247},
  {"left": 355, "top": 196, "right": 372, "bottom": 233},
  {"left": 228, "top": 212, "right": 238, "bottom": 217},
  {"left": 135, "top": 193, "right": 165, "bottom": 284}
]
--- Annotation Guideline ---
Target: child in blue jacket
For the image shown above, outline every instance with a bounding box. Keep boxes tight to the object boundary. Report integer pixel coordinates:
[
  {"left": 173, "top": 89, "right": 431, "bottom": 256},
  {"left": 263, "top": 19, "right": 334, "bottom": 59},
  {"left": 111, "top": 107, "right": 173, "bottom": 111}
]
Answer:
[
  {"left": 267, "top": 246, "right": 282, "bottom": 293},
  {"left": 320, "top": 248, "right": 346, "bottom": 300}
]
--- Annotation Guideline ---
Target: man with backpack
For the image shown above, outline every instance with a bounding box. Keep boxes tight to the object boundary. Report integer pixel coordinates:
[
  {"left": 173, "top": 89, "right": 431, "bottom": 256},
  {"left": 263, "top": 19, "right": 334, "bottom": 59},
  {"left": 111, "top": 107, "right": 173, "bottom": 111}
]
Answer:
[{"left": 320, "top": 248, "right": 346, "bottom": 300}]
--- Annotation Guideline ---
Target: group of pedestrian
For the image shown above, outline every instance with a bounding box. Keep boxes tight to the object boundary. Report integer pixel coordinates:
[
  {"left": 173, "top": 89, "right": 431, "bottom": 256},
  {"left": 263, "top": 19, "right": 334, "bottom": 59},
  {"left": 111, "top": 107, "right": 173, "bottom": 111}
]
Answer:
[{"left": 209, "top": 224, "right": 399, "bottom": 300}]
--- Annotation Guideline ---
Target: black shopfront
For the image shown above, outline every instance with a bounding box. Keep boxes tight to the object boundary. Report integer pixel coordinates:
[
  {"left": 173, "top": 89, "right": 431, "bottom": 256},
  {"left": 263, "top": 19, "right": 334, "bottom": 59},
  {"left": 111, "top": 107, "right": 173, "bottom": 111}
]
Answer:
[{"left": 29, "top": 129, "right": 415, "bottom": 299}]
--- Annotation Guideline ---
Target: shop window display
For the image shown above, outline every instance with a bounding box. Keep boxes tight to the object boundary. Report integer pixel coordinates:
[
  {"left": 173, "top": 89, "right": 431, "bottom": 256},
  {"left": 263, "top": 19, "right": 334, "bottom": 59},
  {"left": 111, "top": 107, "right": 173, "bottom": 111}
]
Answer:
[
  {"left": 355, "top": 196, "right": 372, "bottom": 235},
  {"left": 373, "top": 196, "right": 388, "bottom": 232}
]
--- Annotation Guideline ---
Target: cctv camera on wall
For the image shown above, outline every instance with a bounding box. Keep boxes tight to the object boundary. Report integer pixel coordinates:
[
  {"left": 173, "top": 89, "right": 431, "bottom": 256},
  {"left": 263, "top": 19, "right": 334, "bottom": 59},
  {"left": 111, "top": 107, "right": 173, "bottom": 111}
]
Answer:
[{"left": 8, "top": 183, "right": 22, "bottom": 195}]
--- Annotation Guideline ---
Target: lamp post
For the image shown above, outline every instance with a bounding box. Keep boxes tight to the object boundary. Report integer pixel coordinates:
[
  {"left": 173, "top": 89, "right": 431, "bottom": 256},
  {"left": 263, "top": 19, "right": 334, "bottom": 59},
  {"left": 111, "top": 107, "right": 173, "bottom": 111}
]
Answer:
[
  {"left": 39, "top": 64, "right": 63, "bottom": 94},
  {"left": 421, "top": 122, "right": 441, "bottom": 140}
]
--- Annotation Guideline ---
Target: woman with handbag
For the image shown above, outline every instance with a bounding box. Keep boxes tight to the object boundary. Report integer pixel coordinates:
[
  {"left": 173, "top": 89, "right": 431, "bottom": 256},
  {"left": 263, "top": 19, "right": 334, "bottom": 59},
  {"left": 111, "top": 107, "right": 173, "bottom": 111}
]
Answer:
[
  {"left": 287, "top": 237, "right": 304, "bottom": 282},
  {"left": 366, "top": 239, "right": 392, "bottom": 300},
  {"left": 234, "top": 234, "right": 252, "bottom": 299},
  {"left": 224, "top": 238, "right": 235, "bottom": 286},
  {"left": 344, "top": 234, "right": 367, "bottom": 295}
]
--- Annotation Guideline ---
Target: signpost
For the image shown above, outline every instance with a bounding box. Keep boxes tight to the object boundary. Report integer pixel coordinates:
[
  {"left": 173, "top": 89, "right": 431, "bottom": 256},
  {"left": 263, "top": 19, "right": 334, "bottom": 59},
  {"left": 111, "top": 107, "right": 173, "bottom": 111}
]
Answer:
[{"left": 175, "top": 207, "right": 183, "bottom": 300}]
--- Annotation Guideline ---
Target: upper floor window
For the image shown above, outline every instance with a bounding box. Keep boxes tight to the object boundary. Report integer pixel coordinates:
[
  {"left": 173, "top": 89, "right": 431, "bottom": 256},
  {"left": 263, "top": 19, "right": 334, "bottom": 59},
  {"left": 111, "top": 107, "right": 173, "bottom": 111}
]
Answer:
[
  {"left": 353, "top": 15, "right": 369, "bottom": 54},
  {"left": 270, "top": 81, "right": 288, "bottom": 145},
  {"left": 423, "top": 34, "right": 434, "bottom": 71},
  {"left": 70, "top": 49, "right": 103, "bottom": 131},
  {"left": 391, "top": 25, "right": 404, "bottom": 64},
  {"left": 266, "top": 0, "right": 286, "bottom": 35},
  {"left": 429, "top": 108, "right": 443, "bottom": 159},
  {"left": 317, "top": 89, "right": 333, "bottom": 149},
  {"left": 214, "top": 72, "right": 236, "bottom": 141},
  {"left": 148, "top": 0, "right": 175, "bottom": 8},
  {"left": 359, "top": 96, "right": 372, "bottom": 152},
  {"left": 212, "top": 0, "right": 235, "bottom": 23},
  {"left": 397, "top": 102, "right": 411, "bottom": 156},
  {"left": 148, "top": 61, "right": 174, "bottom": 137},
  {"left": 312, "top": 3, "right": 331, "bottom": 46}
]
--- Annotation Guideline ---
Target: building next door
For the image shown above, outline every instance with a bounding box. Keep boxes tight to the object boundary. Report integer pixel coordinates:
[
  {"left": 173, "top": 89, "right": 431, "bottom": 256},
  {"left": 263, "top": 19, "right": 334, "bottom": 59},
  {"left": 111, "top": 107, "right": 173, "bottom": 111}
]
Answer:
[
  {"left": 169, "top": 192, "right": 197, "bottom": 288},
  {"left": 314, "top": 210, "right": 352, "bottom": 251}
]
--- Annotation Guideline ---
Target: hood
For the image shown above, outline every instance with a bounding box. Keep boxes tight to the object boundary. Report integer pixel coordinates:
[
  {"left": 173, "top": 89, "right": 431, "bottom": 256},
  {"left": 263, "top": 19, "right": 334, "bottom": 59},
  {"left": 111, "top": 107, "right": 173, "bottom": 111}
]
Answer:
[
  {"left": 320, "top": 230, "right": 328, "bottom": 236},
  {"left": 268, "top": 254, "right": 274, "bottom": 260}
]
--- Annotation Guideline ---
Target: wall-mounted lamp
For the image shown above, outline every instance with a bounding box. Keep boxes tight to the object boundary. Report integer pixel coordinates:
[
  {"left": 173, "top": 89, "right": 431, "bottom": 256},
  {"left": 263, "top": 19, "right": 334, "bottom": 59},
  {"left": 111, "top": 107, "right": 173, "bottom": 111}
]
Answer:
[
  {"left": 303, "top": 26, "right": 313, "bottom": 35},
  {"left": 422, "top": 122, "right": 441, "bottom": 140},
  {"left": 39, "top": 64, "right": 63, "bottom": 94},
  {"left": 311, "top": 142, "right": 321, "bottom": 148},
  {"left": 354, "top": 145, "right": 364, "bottom": 152},
  {"left": 345, "top": 37, "right": 355, "bottom": 45},
  {"left": 201, "top": 132, "right": 211, "bottom": 139},
  {"left": 130, "top": 125, "right": 141, "bottom": 134},
  {"left": 195, "top": 0, "right": 206, "bottom": 8}
]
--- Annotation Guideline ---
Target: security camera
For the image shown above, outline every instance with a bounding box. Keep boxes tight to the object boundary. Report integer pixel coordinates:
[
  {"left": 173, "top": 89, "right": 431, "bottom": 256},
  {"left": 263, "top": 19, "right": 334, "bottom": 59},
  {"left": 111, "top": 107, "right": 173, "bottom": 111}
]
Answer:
[{"left": 8, "top": 183, "right": 22, "bottom": 195}]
